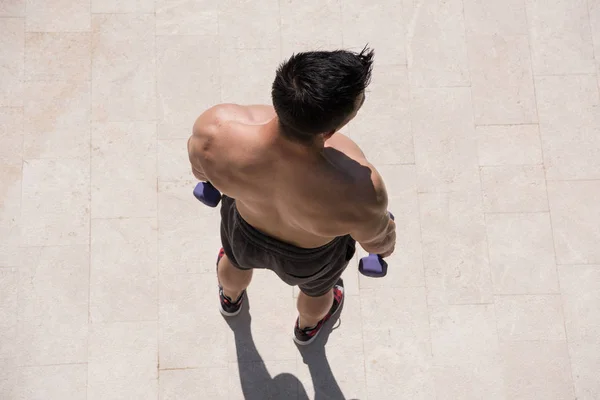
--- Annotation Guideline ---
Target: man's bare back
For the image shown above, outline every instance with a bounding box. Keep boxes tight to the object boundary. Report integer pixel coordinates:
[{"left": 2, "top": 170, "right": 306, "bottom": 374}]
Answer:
[{"left": 188, "top": 103, "right": 395, "bottom": 255}]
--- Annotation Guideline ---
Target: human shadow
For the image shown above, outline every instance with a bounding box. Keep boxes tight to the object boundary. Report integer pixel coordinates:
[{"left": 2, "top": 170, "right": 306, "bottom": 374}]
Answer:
[
  {"left": 225, "top": 296, "right": 309, "bottom": 400},
  {"left": 225, "top": 281, "right": 352, "bottom": 400},
  {"left": 295, "top": 298, "right": 349, "bottom": 400}
]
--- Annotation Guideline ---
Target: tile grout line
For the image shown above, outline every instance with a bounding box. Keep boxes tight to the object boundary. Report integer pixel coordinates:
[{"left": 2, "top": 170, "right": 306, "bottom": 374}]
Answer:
[
  {"left": 214, "top": 8, "right": 233, "bottom": 398},
  {"left": 154, "top": 3, "right": 160, "bottom": 397},
  {"left": 463, "top": 0, "right": 504, "bottom": 376},
  {"left": 523, "top": 3, "right": 577, "bottom": 395},
  {"left": 86, "top": 17, "right": 93, "bottom": 400},
  {"left": 407, "top": 11, "right": 436, "bottom": 392},
  {"left": 339, "top": 0, "right": 372, "bottom": 392},
  {"left": 14, "top": 5, "right": 26, "bottom": 380}
]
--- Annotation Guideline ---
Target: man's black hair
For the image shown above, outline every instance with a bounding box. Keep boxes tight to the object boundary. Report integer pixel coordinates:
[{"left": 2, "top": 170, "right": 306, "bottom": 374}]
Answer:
[{"left": 271, "top": 46, "right": 374, "bottom": 143}]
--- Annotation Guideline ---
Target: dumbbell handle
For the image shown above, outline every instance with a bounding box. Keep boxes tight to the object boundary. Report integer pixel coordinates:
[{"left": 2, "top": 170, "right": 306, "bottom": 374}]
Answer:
[{"left": 358, "top": 212, "right": 394, "bottom": 278}]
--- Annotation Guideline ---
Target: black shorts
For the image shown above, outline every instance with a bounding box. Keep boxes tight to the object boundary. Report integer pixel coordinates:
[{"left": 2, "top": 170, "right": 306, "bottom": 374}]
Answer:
[{"left": 220, "top": 195, "right": 356, "bottom": 297}]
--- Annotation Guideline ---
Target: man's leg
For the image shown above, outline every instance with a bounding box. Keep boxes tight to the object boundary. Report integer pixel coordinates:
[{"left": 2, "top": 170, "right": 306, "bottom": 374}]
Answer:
[
  {"left": 296, "top": 289, "right": 334, "bottom": 329},
  {"left": 218, "top": 253, "right": 253, "bottom": 301}
]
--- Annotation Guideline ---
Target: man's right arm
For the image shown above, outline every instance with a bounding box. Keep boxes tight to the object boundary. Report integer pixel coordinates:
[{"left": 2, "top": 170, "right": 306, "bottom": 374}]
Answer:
[{"left": 349, "top": 175, "right": 396, "bottom": 257}]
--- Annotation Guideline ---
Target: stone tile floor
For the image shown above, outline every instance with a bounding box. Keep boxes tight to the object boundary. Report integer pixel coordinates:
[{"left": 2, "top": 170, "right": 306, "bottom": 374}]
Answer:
[{"left": 1, "top": 0, "right": 600, "bottom": 399}]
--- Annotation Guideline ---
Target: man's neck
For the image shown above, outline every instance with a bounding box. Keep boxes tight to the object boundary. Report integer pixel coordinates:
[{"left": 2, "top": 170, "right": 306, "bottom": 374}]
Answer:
[{"left": 267, "top": 118, "right": 327, "bottom": 155}]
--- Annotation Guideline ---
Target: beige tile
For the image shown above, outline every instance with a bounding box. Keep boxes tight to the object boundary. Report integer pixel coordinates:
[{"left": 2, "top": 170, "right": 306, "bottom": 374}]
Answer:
[
  {"left": 159, "top": 273, "right": 228, "bottom": 369},
  {"left": 91, "top": 121, "right": 157, "bottom": 218},
  {"left": 347, "top": 66, "right": 414, "bottom": 165},
  {"left": 26, "top": 0, "right": 90, "bottom": 32},
  {"left": 342, "top": 1, "right": 406, "bottom": 65},
  {"left": 592, "top": 1, "right": 600, "bottom": 63},
  {"left": 568, "top": 339, "right": 600, "bottom": 399},
  {"left": 407, "top": 0, "right": 469, "bottom": 87},
  {"left": 548, "top": 181, "right": 600, "bottom": 264},
  {"left": 21, "top": 158, "right": 90, "bottom": 246},
  {"left": 0, "top": 18, "right": 24, "bottom": 107},
  {"left": 88, "top": 320, "right": 157, "bottom": 363},
  {"left": 560, "top": 265, "right": 600, "bottom": 398},
  {"left": 476, "top": 125, "right": 543, "bottom": 166},
  {"left": 358, "top": 165, "right": 424, "bottom": 289},
  {"left": 481, "top": 165, "right": 548, "bottom": 213},
  {"left": 88, "top": 321, "right": 158, "bottom": 400},
  {"left": 156, "top": 35, "right": 219, "bottom": 139},
  {"left": 159, "top": 368, "right": 228, "bottom": 400},
  {"left": 432, "top": 363, "right": 505, "bottom": 400},
  {"left": 0, "top": 108, "right": 22, "bottom": 267},
  {"left": 280, "top": 0, "right": 342, "bottom": 55},
  {"left": 412, "top": 88, "right": 479, "bottom": 193},
  {"left": 364, "top": 333, "right": 436, "bottom": 400},
  {"left": 558, "top": 265, "right": 600, "bottom": 342},
  {"left": 91, "top": 14, "right": 155, "bottom": 122},
  {"left": 90, "top": 218, "right": 158, "bottom": 322},
  {"left": 0, "top": 162, "right": 21, "bottom": 267},
  {"left": 158, "top": 181, "right": 222, "bottom": 274},
  {"left": 430, "top": 304, "right": 499, "bottom": 362},
  {"left": 559, "top": 266, "right": 600, "bottom": 397},
  {"left": 486, "top": 213, "right": 558, "bottom": 294},
  {"left": 468, "top": 34, "right": 537, "bottom": 125},
  {"left": 0, "top": 0, "right": 25, "bottom": 16},
  {"left": 0, "top": 107, "right": 23, "bottom": 161},
  {"left": 220, "top": 47, "right": 280, "bottom": 105},
  {"left": 226, "top": 270, "right": 296, "bottom": 364},
  {"left": 23, "top": 81, "right": 91, "bottom": 159},
  {"left": 501, "top": 341, "right": 574, "bottom": 400},
  {"left": 536, "top": 75, "right": 600, "bottom": 180},
  {"left": 24, "top": 32, "right": 90, "bottom": 82},
  {"left": 361, "top": 288, "right": 435, "bottom": 399},
  {"left": 158, "top": 138, "right": 190, "bottom": 182},
  {"left": 430, "top": 305, "right": 505, "bottom": 399},
  {"left": 526, "top": 0, "right": 595, "bottom": 75},
  {"left": 18, "top": 246, "right": 89, "bottom": 365},
  {"left": 0, "top": 362, "right": 17, "bottom": 400},
  {"left": 495, "top": 295, "right": 565, "bottom": 340},
  {"left": 463, "top": 0, "right": 528, "bottom": 35},
  {"left": 218, "top": 0, "right": 279, "bottom": 49},
  {"left": 420, "top": 191, "right": 493, "bottom": 305},
  {"left": 156, "top": 0, "right": 217, "bottom": 35},
  {"left": 91, "top": 0, "right": 154, "bottom": 13},
  {"left": 228, "top": 360, "right": 299, "bottom": 399},
  {"left": 0, "top": 268, "right": 18, "bottom": 359},
  {"left": 15, "top": 364, "right": 87, "bottom": 400}
]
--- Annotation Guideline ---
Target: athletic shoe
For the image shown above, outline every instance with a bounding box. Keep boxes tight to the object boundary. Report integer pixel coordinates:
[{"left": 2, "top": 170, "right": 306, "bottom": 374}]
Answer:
[
  {"left": 293, "top": 284, "right": 344, "bottom": 345},
  {"left": 216, "top": 248, "right": 246, "bottom": 317}
]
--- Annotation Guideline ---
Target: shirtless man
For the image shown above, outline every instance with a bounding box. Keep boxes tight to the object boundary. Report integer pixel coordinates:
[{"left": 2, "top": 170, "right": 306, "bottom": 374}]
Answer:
[{"left": 187, "top": 47, "right": 396, "bottom": 345}]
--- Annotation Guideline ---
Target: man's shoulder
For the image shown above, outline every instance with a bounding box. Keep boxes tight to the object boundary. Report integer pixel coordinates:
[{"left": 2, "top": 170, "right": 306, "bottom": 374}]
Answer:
[
  {"left": 192, "top": 104, "right": 238, "bottom": 136},
  {"left": 324, "top": 133, "right": 387, "bottom": 208}
]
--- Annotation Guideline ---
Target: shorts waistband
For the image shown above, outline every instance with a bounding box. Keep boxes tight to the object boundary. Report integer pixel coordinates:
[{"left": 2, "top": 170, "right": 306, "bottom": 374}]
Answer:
[{"left": 231, "top": 200, "right": 346, "bottom": 263}]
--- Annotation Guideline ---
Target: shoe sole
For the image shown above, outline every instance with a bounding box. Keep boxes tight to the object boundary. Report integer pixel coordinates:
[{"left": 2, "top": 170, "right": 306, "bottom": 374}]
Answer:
[
  {"left": 219, "top": 305, "right": 243, "bottom": 317},
  {"left": 218, "top": 291, "right": 245, "bottom": 317},
  {"left": 293, "top": 287, "right": 345, "bottom": 346}
]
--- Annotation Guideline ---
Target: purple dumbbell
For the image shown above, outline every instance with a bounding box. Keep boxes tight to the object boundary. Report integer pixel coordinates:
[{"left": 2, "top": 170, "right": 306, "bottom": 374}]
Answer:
[
  {"left": 193, "top": 181, "right": 222, "bottom": 207},
  {"left": 358, "top": 212, "right": 394, "bottom": 278}
]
